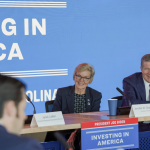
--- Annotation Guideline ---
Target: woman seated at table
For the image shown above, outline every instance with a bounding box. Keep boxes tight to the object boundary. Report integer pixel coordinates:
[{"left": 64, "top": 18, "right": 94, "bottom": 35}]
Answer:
[
  {"left": 53, "top": 63, "right": 102, "bottom": 113},
  {"left": 49, "top": 63, "right": 102, "bottom": 150}
]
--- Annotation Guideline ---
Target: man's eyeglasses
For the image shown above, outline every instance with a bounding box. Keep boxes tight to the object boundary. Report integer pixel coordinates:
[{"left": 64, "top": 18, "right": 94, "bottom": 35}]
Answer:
[{"left": 75, "top": 73, "right": 91, "bottom": 82}]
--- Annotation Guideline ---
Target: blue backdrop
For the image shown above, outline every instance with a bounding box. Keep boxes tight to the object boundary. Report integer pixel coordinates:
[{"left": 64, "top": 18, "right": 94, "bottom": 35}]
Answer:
[{"left": 0, "top": 0, "right": 150, "bottom": 115}]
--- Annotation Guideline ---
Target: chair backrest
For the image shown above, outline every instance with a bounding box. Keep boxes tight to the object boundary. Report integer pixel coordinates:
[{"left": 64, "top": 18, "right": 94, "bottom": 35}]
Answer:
[
  {"left": 45, "top": 100, "right": 55, "bottom": 112},
  {"left": 111, "top": 96, "right": 123, "bottom": 107}
]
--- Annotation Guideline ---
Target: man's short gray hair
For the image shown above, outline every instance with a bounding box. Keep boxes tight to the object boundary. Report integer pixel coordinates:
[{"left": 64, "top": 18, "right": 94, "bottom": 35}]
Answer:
[
  {"left": 141, "top": 54, "right": 150, "bottom": 67},
  {"left": 73, "top": 63, "right": 95, "bottom": 83}
]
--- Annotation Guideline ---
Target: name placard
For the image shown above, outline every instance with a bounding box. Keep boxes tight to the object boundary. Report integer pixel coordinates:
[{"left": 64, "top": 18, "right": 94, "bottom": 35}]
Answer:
[
  {"left": 30, "top": 111, "right": 65, "bottom": 127},
  {"left": 129, "top": 104, "right": 150, "bottom": 118},
  {"left": 81, "top": 118, "right": 139, "bottom": 150}
]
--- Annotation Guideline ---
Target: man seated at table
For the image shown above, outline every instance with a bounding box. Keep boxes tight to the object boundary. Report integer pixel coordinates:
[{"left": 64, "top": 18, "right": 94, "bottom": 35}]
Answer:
[
  {"left": 0, "top": 75, "right": 44, "bottom": 150},
  {"left": 122, "top": 54, "right": 150, "bottom": 106},
  {"left": 122, "top": 54, "right": 150, "bottom": 131}
]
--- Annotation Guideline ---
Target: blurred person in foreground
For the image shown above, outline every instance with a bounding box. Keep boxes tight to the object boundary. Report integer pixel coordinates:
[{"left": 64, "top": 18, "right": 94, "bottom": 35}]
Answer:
[
  {"left": 53, "top": 63, "right": 102, "bottom": 149},
  {"left": 0, "top": 75, "right": 44, "bottom": 150}
]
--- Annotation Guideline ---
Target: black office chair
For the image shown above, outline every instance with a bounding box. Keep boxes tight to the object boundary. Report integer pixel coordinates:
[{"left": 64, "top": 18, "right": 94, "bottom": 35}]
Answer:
[
  {"left": 45, "top": 100, "right": 55, "bottom": 112},
  {"left": 111, "top": 96, "right": 123, "bottom": 107},
  {"left": 45, "top": 100, "right": 58, "bottom": 141}
]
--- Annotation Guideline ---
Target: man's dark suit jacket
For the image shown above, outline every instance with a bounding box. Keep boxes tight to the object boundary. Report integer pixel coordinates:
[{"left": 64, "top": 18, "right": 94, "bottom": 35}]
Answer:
[
  {"left": 52, "top": 86, "right": 102, "bottom": 113},
  {"left": 0, "top": 125, "right": 44, "bottom": 150},
  {"left": 122, "top": 72, "right": 150, "bottom": 106}
]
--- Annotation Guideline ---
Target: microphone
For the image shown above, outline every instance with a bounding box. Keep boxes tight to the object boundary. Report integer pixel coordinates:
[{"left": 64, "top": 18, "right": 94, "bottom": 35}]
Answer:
[
  {"left": 53, "top": 132, "right": 73, "bottom": 150},
  {"left": 26, "top": 94, "right": 36, "bottom": 114},
  {"left": 116, "top": 87, "right": 131, "bottom": 106}
]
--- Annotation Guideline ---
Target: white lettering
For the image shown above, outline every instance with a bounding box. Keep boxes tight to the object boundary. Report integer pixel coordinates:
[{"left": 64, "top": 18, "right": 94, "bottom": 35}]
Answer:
[
  {"left": 97, "top": 139, "right": 124, "bottom": 146},
  {"left": 0, "top": 43, "right": 6, "bottom": 60},
  {"left": 52, "top": 89, "right": 57, "bottom": 100},
  {"left": 44, "top": 90, "right": 51, "bottom": 101},
  {"left": 123, "top": 132, "right": 129, "bottom": 137},
  {"left": 120, "top": 138, "right": 123, "bottom": 143},
  {"left": 97, "top": 141, "right": 101, "bottom": 146},
  {"left": 92, "top": 135, "right": 97, "bottom": 140},
  {"left": 109, "top": 134, "right": 112, "bottom": 138},
  {"left": 24, "top": 18, "right": 29, "bottom": 35},
  {"left": 2, "top": 18, "right": 16, "bottom": 36},
  {"left": 116, "top": 139, "right": 119, "bottom": 144},
  {"left": 32, "top": 18, "right": 46, "bottom": 35},
  {"left": 107, "top": 140, "right": 110, "bottom": 145},
  {"left": 8, "top": 43, "right": 23, "bottom": 60},
  {"left": 102, "top": 140, "right": 107, "bottom": 145},
  {"left": 34, "top": 90, "right": 40, "bottom": 102},
  {"left": 102, "top": 134, "right": 105, "bottom": 139},
  {"left": 26, "top": 89, "right": 57, "bottom": 102},
  {"left": 41, "top": 90, "right": 43, "bottom": 101}
]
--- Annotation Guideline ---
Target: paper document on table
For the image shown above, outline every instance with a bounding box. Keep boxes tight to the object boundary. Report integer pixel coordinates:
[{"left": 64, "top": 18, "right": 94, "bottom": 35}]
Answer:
[{"left": 79, "top": 112, "right": 108, "bottom": 116}]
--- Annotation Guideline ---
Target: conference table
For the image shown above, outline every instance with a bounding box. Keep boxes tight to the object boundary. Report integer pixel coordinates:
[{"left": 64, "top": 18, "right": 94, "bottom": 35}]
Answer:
[{"left": 21, "top": 111, "right": 150, "bottom": 142}]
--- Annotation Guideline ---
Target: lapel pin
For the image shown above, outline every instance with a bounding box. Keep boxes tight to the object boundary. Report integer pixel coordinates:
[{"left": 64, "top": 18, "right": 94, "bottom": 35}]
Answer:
[{"left": 87, "top": 99, "right": 90, "bottom": 105}]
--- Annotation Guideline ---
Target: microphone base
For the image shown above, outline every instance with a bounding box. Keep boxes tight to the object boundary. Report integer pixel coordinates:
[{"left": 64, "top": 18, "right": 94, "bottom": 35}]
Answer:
[{"left": 117, "top": 106, "right": 131, "bottom": 115}]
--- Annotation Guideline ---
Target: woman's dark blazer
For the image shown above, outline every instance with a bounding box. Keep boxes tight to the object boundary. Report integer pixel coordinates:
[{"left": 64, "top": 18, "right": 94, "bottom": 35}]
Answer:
[{"left": 52, "top": 85, "right": 102, "bottom": 114}]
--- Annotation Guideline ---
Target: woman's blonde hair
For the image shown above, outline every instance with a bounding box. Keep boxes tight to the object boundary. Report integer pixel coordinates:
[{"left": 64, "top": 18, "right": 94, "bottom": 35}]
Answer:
[{"left": 73, "top": 63, "right": 95, "bottom": 83}]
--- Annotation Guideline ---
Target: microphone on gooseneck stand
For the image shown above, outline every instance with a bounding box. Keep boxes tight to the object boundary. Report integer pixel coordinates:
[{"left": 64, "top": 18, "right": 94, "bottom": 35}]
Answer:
[
  {"left": 26, "top": 95, "right": 36, "bottom": 114},
  {"left": 116, "top": 87, "right": 131, "bottom": 106},
  {"left": 53, "top": 132, "right": 73, "bottom": 150}
]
